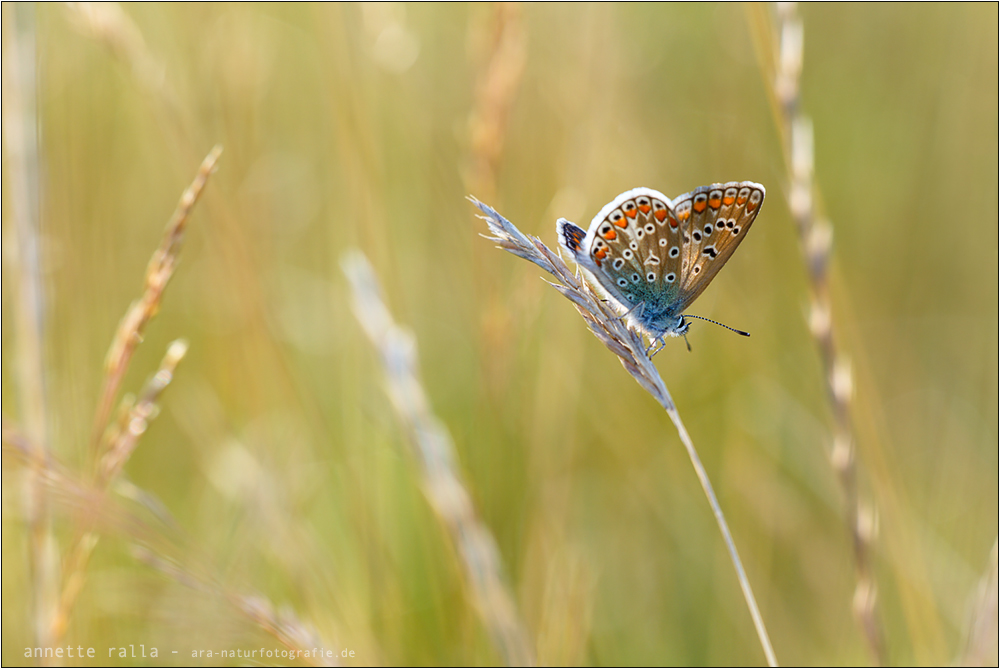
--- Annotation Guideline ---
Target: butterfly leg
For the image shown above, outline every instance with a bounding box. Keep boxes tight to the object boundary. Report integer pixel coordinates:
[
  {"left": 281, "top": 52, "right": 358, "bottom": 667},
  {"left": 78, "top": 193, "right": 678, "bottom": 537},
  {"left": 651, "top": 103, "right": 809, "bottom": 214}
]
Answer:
[{"left": 646, "top": 335, "right": 667, "bottom": 358}]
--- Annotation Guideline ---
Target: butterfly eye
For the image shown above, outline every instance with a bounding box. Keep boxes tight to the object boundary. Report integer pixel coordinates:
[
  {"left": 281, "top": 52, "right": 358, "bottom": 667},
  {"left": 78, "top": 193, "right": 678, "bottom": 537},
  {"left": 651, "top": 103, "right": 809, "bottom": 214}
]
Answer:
[
  {"left": 613, "top": 258, "right": 625, "bottom": 270},
  {"left": 665, "top": 272, "right": 676, "bottom": 283},
  {"left": 726, "top": 219, "right": 735, "bottom": 229},
  {"left": 617, "top": 277, "right": 628, "bottom": 287},
  {"left": 716, "top": 220, "right": 726, "bottom": 230},
  {"left": 693, "top": 265, "right": 701, "bottom": 275},
  {"left": 658, "top": 238, "right": 668, "bottom": 247},
  {"left": 669, "top": 246, "right": 679, "bottom": 258},
  {"left": 623, "top": 249, "right": 633, "bottom": 259},
  {"left": 644, "top": 223, "right": 656, "bottom": 234},
  {"left": 731, "top": 226, "right": 741, "bottom": 235},
  {"left": 692, "top": 231, "right": 702, "bottom": 242},
  {"left": 703, "top": 245, "right": 718, "bottom": 259},
  {"left": 630, "top": 273, "right": 641, "bottom": 283},
  {"left": 704, "top": 224, "right": 713, "bottom": 235},
  {"left": 646, "top": 272, "right": 656, "bottom": 282}
]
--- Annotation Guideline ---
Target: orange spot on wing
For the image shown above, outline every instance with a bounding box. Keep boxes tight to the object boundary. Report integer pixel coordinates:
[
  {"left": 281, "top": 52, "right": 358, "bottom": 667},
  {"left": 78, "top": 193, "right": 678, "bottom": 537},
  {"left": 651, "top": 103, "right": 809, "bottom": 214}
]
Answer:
[
  {"left": 595, "top": 248, "right": 607, "bottom": 260},
  {"left": 737, "top": 195, "right": 748, "bottom": 205},
  {"left": 669, "top": 216, "right": 678, "bottom": 228},
  {"left": 723, "top": 195, "right": 735, "bottom": 205},
  {"left": 613, "top": 217, "right": 628, "bottom": 228},
  {"left": 654, "top": 209, "right": 667, "bottom": 222},
  {"left": 625, "top": 208, "right": 637, "bottom": 218},
  {"left": 709, "top": 196, "right": 721, "bottom": 209},
  {"left": 678, "top": 210, "right": 690, "bottom": 221},
  {"left": 638, "top": 203, "right": 651, "bottom": 214},
  {"left": 693, "top": 200, "right": 708, "bottom": 213},
  {"left": 602, "top": 229, "right": 617, "bottom": 240},
  {"left": 747, "top": 200, "right": 758, "bottom": 211}
]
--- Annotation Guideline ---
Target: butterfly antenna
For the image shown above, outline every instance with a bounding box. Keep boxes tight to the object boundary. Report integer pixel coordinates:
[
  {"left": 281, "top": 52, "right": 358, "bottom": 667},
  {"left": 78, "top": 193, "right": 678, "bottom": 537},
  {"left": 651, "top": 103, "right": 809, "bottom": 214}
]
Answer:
[
  {"left": 683, "top": 332, "right": 692, "bottom": 352},
  {"left": 685, "top": 314, "right": 750, "bottom": 337}
]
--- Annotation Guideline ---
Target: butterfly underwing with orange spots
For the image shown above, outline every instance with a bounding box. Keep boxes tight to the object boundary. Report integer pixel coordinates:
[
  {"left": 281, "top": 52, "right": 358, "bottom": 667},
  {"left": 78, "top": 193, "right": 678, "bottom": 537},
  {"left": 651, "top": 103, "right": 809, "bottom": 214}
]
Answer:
[{"left": 556, "top": 182, "right": 765, "bottom": 351}]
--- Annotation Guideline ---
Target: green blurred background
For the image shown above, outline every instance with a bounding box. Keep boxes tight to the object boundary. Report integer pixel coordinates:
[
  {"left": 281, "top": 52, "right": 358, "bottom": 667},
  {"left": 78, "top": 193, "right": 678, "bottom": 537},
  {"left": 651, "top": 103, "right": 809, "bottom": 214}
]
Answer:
[{"left": 2, "top": 3, "right": 997, "bottom": 666}]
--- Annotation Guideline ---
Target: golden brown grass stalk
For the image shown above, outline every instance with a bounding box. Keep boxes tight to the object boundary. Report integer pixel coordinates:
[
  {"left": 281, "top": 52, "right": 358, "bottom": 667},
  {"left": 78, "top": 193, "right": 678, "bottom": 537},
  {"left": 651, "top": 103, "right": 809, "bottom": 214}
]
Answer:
[
  {"left": 343, "top": 250, "right": 535, "bottom": 667},
  {"left": 98, "top": 340, "right": 188, "bottom": 486},
  {"left": 90, "top": 145, "right": 222, "bottom": 461},
  {"left": 471, "top": 198, "right": 778, "bottom": 667},
  {"left": 133, "top": 547, "right": 331, "bottom": 667},
  {"left": 64, "top": 2, "right": 188, "bottom": 151},
  {"left": 48, "top": 147, "right": 221, "bottom": 645},
  {"left": 463, "top": 3, "right": 528, "bottom": 201},
  {"left": 3, "top": 421, "right": 330, "bottom": 665},
  {"left": 749, "top": 3, "right": 886, "bottom": 663},
  {"left": 51, "top": 340, "right": 189, "bottom": 642}
]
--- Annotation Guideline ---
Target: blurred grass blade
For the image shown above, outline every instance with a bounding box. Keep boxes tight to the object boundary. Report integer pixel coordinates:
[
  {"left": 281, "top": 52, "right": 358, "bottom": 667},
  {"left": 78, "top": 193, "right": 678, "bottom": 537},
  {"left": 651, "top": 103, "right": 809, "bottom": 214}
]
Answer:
[
  {"left": 343, "top": 249, "right": 535, "bottom": 667},
  {"left": 90, "top": 145, "right": 222, "bottom": 461},
  {"left": 751, "top": 3, "right": 887, "bottom": 662}
]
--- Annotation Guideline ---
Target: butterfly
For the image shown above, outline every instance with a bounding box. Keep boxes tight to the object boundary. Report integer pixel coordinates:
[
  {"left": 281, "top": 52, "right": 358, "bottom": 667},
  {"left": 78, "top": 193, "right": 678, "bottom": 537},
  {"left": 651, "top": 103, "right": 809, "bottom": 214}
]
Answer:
[{"left": 556, "top": 181, "right": 765, "bottom": 354}]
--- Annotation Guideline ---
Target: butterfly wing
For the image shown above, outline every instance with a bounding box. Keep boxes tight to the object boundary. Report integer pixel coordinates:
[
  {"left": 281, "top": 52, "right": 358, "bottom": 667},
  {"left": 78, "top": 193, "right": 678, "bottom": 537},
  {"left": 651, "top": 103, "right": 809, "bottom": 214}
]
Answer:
[
  {"left": 558, "top": 188, "right": 679, "bottom": 315},
  {"left": 557, "top": 182, "right": 764, "bottom": 336},
  {"left": 669, "top": 181, "right": 765, "bottom": 313}
]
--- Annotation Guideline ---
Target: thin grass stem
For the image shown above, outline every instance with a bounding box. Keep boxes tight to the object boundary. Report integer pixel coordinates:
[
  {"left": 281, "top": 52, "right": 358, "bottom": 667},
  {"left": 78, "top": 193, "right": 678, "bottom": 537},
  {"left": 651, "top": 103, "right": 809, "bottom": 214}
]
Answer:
[
  {"left": 343, "top": 250, "right": 535, "bottom": 667},
  {"left": 3, "top": 3, "right": 58, "bottom": 650}
]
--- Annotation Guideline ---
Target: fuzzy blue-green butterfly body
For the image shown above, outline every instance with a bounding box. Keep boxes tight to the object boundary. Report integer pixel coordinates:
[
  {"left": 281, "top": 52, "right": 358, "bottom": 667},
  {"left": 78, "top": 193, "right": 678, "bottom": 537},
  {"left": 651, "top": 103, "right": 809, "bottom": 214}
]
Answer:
[{"left": 557, "top": 182, "right": 765, "bottom": 349}]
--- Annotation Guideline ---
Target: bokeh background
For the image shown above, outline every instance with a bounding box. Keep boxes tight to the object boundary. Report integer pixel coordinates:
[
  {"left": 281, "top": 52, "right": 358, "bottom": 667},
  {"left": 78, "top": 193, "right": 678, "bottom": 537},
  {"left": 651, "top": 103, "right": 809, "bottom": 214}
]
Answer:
[{"left": 2, "top": 3, "right": 997, "bottom": 666}]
